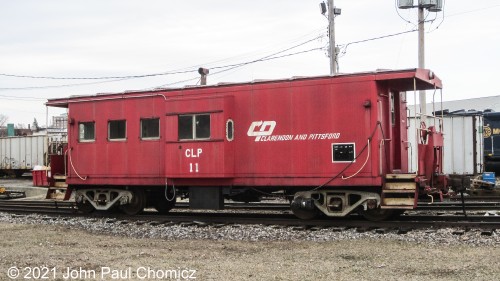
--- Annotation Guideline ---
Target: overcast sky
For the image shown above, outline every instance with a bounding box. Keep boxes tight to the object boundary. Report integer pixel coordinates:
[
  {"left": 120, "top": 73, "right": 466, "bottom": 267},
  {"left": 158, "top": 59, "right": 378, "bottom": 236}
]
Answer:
[{"left": 0, "top": 0, "right": 499, "bottom": 126}]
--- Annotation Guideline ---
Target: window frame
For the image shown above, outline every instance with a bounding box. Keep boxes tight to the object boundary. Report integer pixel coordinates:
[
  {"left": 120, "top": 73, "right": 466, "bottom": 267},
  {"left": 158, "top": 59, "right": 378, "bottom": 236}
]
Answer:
[
  {"left": 390, "top": 92, "right": 396, "bottom": 127},
  {"left": 140, "top": 117, "right": 160, "bottom": 140},
  {"left": 78, "top": 121, "right": 95, "bottom": 142},
  {"left": 178, "top": 113, "right": 211, "bottom": 141},
  {"left": 108, "top": 119, "right": 127, "bottom": 141},
  {"left": 226, "top": 119, "right": 234, "bottom": 141}
]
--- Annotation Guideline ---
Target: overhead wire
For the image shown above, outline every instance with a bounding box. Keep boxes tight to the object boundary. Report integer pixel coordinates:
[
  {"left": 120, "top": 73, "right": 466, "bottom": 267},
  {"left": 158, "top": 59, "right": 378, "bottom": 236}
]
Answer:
[
  {"left": 0, "top": 94, "right": 45, "bottom": 100},
  {"left": 0, "top": 26, "right": 418, "bottom": 94},
  {"left": 444, "top": 3, "right": 500, "bottom": 18},
  {"left": 0, "top": 31, "right": 325, "bottom": 81},
  {"left": 196, "top": 27, "right": 327, "bottom": 69},
  {"left": 11, "top": 0, "right": 488, "bottom": 94},
  {"left": 0, "top": 69, "right": 195, "bottom": 80},
  {"left": 210, "top": 34, "right": 325, "bottom": 72},
  {"left": 338, "top": 29, "right": 418, "bottom": 58},
  {"left": 148, "top": 47, "right": 324, "bottom": 89},
  {"left": 1, "top": 3, "right": 496, "bottom": 92},
  {"left": 0, "top": 32, "right": 326, "bottom": 92},
  {"left": 394, "top": 0, "right": 443, "bottom": 29},
  {"left": 1, "top": 27, "right": 410, "bottom": 94},
  {"left": 427, "top": 0, "right": 446, "bottom": 33},
  {"left": 209, "top": 47, "right": 323, "bottom": 77},
  {"left": 394, "top": 0, "right": 413, "bottom": 25},
  {"left": 0, "top": 77, "right": 139, "bottom": 91}
]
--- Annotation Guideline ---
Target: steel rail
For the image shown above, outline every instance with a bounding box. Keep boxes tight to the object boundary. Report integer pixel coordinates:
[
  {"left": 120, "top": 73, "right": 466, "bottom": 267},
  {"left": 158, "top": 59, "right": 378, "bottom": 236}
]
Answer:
[
  {"left": 1, "top": 201, "right": 500, "bottom": 230},
  {"left": 3, "top": 200, "right": 500, "bottom": 212},
  {"left": 0, "top": 200, "right": 500, "bottom": 210}
]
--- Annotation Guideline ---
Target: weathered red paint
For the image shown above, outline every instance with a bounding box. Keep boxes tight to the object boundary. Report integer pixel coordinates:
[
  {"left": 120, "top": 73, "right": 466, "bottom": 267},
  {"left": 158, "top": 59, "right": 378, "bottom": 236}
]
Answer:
[{"left": 46, "top": 68, "right": 442, "bottom": 190}]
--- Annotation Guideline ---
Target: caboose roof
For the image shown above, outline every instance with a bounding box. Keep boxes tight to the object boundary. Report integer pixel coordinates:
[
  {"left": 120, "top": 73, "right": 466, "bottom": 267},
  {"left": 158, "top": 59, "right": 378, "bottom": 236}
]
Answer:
[{"left": 46, "top": 68, "right": 441, "bottom": 108}]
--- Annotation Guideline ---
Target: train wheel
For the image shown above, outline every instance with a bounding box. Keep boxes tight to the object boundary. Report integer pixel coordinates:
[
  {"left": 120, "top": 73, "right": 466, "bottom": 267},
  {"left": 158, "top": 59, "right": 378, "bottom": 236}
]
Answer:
[
  {"left": 290, "top": 196, "right": 319, "bottom": 220},
  {"left": 76, "top": 200, "right": 94, "bottom": 214},
  {"left": 359, "top": 208, "right": 397, "bottom": 221},
  {"left": 121, "top": 189, "right": 146, "bottom": 215}
]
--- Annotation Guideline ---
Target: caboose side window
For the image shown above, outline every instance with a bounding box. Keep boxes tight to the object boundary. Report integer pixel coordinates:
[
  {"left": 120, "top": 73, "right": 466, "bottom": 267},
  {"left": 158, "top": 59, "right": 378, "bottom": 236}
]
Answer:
[
  {"left": 226, "top": 119, "right": 234, "bottom": 141},
  {"left": 390, "top": 92, "right": 395, "bottom": 126},
  {"left": 108, "top": 120, "right": 126, "bottom": 140},
  {"left": 178, "top": 114, "right": 210, "bottom": 140},
  {"left": 141, "top": 118, "right": 160, "bottom": 139},
  {"left": 78, "top": 122, "right": 95, "bottom": 142}
]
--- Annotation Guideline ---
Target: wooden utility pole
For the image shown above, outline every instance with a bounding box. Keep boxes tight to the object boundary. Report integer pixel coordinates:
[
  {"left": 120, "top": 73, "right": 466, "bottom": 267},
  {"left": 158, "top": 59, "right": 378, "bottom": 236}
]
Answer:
[
  {"left": 418, "top": 6, "right": 426, "bottom": 116},
  {"left": 328, "top": 0, "right": 336, "bottom": 75}
]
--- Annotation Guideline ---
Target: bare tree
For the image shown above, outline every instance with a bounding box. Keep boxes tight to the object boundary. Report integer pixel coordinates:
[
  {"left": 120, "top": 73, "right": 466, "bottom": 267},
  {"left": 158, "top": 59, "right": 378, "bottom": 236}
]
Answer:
[{"left": 0, "top": 114, "right": 7, "bottom": 127}]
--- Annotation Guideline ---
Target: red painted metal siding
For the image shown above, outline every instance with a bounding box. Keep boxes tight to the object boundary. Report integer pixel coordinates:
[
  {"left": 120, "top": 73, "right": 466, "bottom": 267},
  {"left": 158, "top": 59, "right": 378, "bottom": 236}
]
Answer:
[
  {"left": 55, "top": 69, "right": 441, "bottom": 189},
  {"left": 68, "top": 97, "right": 165, "bottom": 185},
  {"left": 165, "top": 95, "right": 234, "bottom": 178}
]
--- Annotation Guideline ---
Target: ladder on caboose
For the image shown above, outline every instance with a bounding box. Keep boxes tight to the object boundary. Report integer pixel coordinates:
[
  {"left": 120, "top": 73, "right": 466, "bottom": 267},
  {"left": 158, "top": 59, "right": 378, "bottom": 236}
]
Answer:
[
  {"left": 45, "top": 175, "right": 67, "bottom": 200},
  {"left": 380, "top": 174, "right": 418, "bottom": 209}
]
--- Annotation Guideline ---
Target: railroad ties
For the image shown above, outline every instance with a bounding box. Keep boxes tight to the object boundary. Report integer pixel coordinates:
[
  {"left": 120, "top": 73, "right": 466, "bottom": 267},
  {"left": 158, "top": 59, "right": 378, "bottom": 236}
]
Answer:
[{"left": 1, "top": 200, "right": 500, "bottom": 236}]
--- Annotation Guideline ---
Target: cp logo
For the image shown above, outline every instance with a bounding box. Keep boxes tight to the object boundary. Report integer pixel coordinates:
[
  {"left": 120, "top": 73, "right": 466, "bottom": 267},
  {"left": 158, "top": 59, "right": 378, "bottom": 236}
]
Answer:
[{"left": 247, "top": 121, "right": 276, "bottom": 141}]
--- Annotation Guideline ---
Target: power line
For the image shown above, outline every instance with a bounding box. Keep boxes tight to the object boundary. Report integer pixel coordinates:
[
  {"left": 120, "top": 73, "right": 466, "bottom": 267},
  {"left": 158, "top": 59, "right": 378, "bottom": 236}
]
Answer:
[
  {"left": 210, "top": 47, "right": 323, "bottom": 77},
  {"left": 0, "top": 69, "right": 195, "bottom": 80},
  {"left": 1, "top": 27, "right": 418, "bottom": 93},
  {"left": 189, "top": 27, "right": 327, "bottom": 70},
  {"left": 445, "top": 4, "right": 500, "bottom": 18},
  {"left": 427, "top": 0, "right": 446, "bottom": 33},
  {"left": 1, "top": 28, "right": 408, "bottom": 93},
  {"left": 0, "top": 94, "right": 46, "bottom": 101},
  {"left": 0, "top": 33, "right": 325, "bottom": 82},
  {"left": 0, "top": 34, "right": 326, "bottom": 91},
  {"left": 338, "top": 29, "right": 418, "bottom": 57},
  {"left": 151, "top": 76, "right": 201, "bottom": 89},
  {"left": 210, "top": 34, "right": 325, "bottom": 71},
  {"left": 0, "top": 77, "right": 138, "bottom": 91},
  {"left": 149, "top": 47, "right": 324, "bottom": 89}
]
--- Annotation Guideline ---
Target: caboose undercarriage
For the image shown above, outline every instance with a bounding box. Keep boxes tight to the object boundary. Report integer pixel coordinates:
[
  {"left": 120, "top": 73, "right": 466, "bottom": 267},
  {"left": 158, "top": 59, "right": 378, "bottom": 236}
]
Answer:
[
  {"left": 70, "top": 172, "right": 423, "bottom": 221},
  {"left": 73, "top": 186, "right": 176, "bottom": 215},
  {"left": 71, "top": 185, "right": 393, "bottom": 220}
]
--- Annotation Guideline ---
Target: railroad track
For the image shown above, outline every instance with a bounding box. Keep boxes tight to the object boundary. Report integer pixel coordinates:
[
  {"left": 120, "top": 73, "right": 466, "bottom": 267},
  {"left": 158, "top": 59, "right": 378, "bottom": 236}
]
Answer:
[
  {"left": 3, "top": 200, "right": 500, "bottom": 212},
  {"left": 1, "top": 200, "right": 500, "bottom": 231}
]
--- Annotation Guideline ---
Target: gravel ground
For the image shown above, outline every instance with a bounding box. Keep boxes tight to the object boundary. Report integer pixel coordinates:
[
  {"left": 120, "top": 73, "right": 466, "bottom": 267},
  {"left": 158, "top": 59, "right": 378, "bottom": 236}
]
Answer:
[{"left": 0, "top": 212, "right": 500, "bottom": 280}]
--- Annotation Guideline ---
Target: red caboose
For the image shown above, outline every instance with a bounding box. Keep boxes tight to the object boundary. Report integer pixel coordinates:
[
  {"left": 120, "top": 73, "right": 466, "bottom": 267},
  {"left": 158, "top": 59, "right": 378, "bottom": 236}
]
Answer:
[{"left": 46, "top": 68, "right": 445, "bottom": 220}]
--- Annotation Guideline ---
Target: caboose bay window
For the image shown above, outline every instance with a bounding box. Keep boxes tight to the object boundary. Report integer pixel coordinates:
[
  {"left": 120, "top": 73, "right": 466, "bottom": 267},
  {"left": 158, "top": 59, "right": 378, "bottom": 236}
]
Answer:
[
  {"left": 178, "top": 114, "right": 210, "bottom": 140},
  {"left": 78, "top": 122, "right": 95, "bottom": 141},
  {"left": 108, "top": 120, "right": 126, "bottom": 140}
]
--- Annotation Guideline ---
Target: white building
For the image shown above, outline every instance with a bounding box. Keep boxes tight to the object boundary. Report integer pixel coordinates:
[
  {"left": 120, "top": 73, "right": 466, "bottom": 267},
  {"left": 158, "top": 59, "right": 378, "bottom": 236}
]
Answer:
[
  {"left": 409, "top": 95, "right": 500, "bottom": 117},
  {"left": 406, "top": 95, "right": 500, "bottom": 175}
]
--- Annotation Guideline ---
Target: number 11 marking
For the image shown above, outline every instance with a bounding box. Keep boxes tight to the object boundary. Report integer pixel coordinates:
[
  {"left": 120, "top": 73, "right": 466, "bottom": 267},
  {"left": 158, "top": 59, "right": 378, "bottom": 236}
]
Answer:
[{"left": 189, "top": 163, "right": 199, "bottom": 173}]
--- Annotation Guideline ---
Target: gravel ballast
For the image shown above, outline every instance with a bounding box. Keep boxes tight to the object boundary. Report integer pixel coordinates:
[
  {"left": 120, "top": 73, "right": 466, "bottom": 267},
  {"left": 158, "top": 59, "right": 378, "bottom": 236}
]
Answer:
[{"left": 1, "top": 212, "right": 500, "bottom": 280}]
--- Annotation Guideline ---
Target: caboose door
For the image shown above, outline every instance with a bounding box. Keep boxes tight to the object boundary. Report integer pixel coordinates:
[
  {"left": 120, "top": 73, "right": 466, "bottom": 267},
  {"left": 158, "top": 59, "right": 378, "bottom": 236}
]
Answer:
[{"left": 164, "top": 95, "right": 234, "bottom": 178}]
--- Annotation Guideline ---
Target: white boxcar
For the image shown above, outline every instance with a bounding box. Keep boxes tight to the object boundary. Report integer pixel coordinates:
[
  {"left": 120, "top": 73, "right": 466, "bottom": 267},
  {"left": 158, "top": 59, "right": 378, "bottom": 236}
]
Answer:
[
  {"left": 408, "top": 114, "right": 483, "bottom": 175},
  {"left": 0, "top": 135, "right": 48, "bottom": 176}
]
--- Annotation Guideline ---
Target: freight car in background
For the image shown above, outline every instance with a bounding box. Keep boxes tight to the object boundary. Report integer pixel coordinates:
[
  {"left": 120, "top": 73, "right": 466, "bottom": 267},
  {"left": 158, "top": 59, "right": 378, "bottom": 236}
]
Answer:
[
  {"left": 0, "top": 134, "right": 67, "bottom": 177},
  {"left": 483, "top": 112, "right": 500, "bottom": 174},
  {"left": 408, "top": 111, "right": 483, "bottom": 176},
  {"left": 46, "top": 68, "right": 446, "bottom": 221}
]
